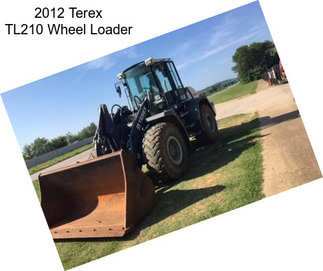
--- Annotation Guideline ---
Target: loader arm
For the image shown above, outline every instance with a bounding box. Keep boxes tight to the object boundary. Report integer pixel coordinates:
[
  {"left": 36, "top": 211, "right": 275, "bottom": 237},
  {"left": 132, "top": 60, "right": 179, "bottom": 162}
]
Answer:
[
  {"left": 93, "top": 104, "right": 121, "bottom": 156},
  {"left": 128, "top": 98, "right": 149, "bottom": 162}
]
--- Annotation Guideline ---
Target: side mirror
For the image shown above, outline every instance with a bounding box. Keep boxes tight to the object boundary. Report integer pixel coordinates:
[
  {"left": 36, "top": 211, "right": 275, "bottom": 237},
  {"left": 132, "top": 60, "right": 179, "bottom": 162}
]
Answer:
[{"left": 115, "top": 84, "right": 122, "bottom": 97}]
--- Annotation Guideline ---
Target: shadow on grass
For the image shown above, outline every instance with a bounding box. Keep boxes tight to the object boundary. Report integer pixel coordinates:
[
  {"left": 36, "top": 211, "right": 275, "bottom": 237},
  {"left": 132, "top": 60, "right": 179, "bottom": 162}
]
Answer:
[
  {"left": 56, "top": 110, "right": 300, "bottom": 243},
  {"left": 59, "top": 116, "right": 263, "bottom": 243},
  {"left": 116, "top": 117, "right": 262, "bottom": 240},
  {"left": 129, "top": 184, "right": 226, "bottom": 236},
  {"left": 181, "top": 117, "right": 263, "bottom": 182},
  {"left": 136, "top": 110, "right": 300, "bottom": 236}
]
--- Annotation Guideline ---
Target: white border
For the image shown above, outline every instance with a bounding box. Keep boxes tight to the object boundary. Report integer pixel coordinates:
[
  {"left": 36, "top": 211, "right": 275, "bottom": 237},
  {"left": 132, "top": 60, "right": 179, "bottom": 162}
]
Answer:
[{"left": 0, "top": 0, "right": 322, "bottom": 270}]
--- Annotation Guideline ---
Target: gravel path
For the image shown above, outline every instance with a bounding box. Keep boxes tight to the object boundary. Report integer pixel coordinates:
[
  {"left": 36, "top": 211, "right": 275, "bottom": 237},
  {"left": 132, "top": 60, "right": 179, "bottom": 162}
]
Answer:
[
  {"left": 216, "top": 80, "right": 321, "bottom": 196},
  {"left": 30, "top": 148, "right": 93, "bottom": 180}
]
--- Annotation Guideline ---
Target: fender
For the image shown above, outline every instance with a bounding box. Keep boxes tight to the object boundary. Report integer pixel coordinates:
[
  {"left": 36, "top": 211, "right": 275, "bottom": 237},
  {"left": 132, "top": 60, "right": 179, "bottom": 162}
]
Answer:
[
  {"left": 146, "top": 109, "right": 190, "bottom": 147},
  {"left": 198, "top": 96, "right": 216, "bottom": 116}
]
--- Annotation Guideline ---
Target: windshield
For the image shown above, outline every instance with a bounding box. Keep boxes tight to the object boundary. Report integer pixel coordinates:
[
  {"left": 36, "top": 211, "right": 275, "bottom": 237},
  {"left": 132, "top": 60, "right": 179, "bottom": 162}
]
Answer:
[{"left": 124, "top": 63, "right": 159, "bottom": 109}]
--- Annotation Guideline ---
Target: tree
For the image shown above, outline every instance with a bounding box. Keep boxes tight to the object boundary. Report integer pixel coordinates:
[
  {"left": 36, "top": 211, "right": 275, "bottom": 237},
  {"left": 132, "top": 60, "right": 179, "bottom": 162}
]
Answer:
[
  {"left": 65, "top": 132, "right": 79, "bottom": 144},
  {"left": 22, "top": 122, "right": 97, "bottom": 160},
  {"left": 23, "top": 144, "right": 33, "bottom": 160},
  {"left": 77, "top": 122, "right": 97, "bottom": 139},
  {"left": 232, "top": 40, "right": 279, "bottom": 83},
  {"left": 49, "top": 135, "right": 68, "bottom": 150},
  {"left": 30, "top": 137, "right": 51, "bottom": 157}
]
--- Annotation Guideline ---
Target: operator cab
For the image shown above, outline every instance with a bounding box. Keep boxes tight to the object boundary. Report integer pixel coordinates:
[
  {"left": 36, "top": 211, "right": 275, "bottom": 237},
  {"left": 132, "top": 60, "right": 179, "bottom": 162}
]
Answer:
[{"left": 116, "top": 58, "right": 194, "bottom": 113}]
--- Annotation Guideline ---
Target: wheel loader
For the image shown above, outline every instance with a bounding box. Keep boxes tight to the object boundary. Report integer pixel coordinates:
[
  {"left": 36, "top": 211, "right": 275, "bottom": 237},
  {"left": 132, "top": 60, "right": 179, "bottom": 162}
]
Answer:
[{"left": 39, "top": 58, "right": 218, "bottom": 239}]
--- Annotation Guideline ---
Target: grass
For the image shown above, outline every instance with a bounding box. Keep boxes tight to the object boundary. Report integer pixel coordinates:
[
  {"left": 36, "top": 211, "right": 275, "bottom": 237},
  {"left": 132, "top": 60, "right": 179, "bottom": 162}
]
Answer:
[
  {"left": 32, "top": 113, "right": 264, "bottom": 270},
  {"left": 33, "top": 180, "right": 41, "bottom": 199},
  {"left": 208, "top": 81, "right": 258, "bottom": 104},
  {"left": 28, "top": 143, "right": 94, "bottom": 175}
]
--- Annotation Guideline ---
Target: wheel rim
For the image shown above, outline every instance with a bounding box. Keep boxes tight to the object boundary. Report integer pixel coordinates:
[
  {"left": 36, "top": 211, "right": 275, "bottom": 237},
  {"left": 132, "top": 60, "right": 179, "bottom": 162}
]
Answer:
[
  {"left": 206, "top": 114, "right": 216, "bottom": 132},
  {"left": 166, "top": 135, "right": 183, "bottom": 165}
]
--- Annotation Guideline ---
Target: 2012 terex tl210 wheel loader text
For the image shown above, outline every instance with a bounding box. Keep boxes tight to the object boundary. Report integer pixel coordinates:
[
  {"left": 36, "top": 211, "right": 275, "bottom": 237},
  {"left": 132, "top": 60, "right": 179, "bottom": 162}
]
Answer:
[{"left": 39, "top": 58, "right": 219, "bottom": 239}]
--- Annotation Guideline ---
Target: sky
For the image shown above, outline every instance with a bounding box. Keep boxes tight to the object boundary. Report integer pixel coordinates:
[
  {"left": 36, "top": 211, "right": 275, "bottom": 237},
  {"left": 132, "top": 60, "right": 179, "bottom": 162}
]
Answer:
[{"left": 1, "top": 1, "right": 273, "bottom": 150}]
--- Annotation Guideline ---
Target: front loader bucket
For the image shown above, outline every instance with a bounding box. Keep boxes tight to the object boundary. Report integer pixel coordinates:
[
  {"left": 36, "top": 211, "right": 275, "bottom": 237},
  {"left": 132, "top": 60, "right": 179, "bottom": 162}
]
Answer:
[{"left": 39, "top": 150, "right": 155, "bottom": 239}]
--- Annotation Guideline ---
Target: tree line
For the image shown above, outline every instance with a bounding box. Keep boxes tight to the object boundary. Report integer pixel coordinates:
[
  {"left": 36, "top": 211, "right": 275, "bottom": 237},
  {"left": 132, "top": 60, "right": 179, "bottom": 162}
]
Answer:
[
  {"left": 199, "top": 78, "right": 239, "bottom": 96},
  {"left": 232, "top": 40, "right": 279, "bottom": 83},
  {"left": 23, "top": 122, "right": 97, "bottom": 160}
]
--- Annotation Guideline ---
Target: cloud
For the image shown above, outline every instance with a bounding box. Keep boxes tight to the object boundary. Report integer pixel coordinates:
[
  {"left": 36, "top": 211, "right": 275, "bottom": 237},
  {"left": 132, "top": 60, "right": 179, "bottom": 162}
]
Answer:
[
  {"left": 117, "top": 46, "right": 141, "bottom": 59},
  {"left": 209, "top": 14, "right": 237, "bottom": 46},
  {"left": 177, "top": 14, "right": 236, "bottom": 69},
  {"left": 85, "top": 46, "right": 140, "bottom": 71},
  {"left": 171, "top": 41, "right": 193, "bottom": 57},
  {"left": 248, "top": 23, "right": 267, "bottom": 34},
  {"left": 177, "top": 12, "right": 266, "bottom": 70},
  {"left": 85, "top": 55, "right": 116, "bottom": 71},
  {"left": 177, "top": 27, "right": 263, "bottom": 70}
]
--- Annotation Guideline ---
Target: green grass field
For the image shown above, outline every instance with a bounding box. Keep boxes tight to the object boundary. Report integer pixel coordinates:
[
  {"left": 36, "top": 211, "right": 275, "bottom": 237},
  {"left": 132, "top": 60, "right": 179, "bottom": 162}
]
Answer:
[
  {"left": 32, "top": 113, "right": 264, "bottom": 269},
  {"left": 209, "top": 81, "right": 258, "bottom": 104},
  {"left": 28, "top": 143, "right": 94, "bottom": 175}
]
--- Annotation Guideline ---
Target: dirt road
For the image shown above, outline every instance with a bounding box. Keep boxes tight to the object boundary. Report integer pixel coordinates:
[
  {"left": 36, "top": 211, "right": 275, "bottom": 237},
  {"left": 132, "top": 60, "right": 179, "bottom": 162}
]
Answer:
[
  {"left": 216, "top": 80, "right": 321, "bottom": 196},
  {"left": 30, "top": 148, "right": 93, "bottom": 180}
]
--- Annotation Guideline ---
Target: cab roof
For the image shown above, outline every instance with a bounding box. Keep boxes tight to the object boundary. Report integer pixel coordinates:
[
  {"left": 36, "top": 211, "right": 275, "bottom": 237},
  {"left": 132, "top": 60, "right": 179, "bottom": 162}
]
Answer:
[{"left": 121, "top": 58, "right": 171, "bottom": 74}]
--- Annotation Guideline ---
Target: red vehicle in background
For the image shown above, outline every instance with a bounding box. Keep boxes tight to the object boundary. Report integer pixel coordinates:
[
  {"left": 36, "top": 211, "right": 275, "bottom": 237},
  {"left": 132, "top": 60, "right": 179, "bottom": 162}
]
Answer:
[
  {"left": 262, "top": 60, "right": 288, "bottom": 86},
  {"left": 279, "top": 60, "right": 288, "bottom": 82}
]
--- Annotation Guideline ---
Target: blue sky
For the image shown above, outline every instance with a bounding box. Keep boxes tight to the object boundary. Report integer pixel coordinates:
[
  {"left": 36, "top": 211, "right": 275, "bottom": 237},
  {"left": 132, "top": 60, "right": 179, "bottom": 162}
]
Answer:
[{"left": 1, "top": 1, "right": 273, "bottom": 150}]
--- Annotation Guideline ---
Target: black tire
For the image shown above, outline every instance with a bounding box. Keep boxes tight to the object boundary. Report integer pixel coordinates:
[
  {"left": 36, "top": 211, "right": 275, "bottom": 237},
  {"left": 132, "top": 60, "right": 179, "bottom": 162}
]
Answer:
[
  {"left": 143, "top": 122, "right": 188, "bottom": 182},
  {"left": 199, "top": 104, "right": 219, "bottom": 144}
]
